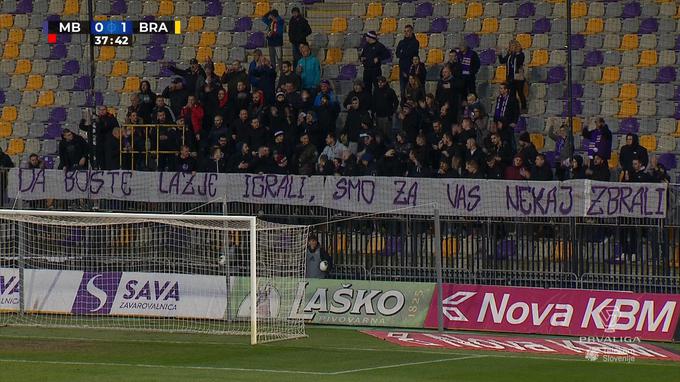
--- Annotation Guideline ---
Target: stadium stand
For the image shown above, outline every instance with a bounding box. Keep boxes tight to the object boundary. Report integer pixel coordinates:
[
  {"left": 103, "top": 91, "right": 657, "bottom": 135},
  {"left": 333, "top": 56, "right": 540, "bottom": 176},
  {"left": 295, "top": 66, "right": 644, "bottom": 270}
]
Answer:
[{"left": 0, "top": 0, "right": 676, "bottom": 183}]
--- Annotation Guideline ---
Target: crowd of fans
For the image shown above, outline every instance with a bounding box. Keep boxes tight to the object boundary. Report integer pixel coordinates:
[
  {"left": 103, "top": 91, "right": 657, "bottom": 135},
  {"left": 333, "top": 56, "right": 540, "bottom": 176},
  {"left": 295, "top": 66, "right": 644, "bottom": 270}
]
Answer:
[{"left": 24, "top": 9, "right": 667, "bottom": 185}]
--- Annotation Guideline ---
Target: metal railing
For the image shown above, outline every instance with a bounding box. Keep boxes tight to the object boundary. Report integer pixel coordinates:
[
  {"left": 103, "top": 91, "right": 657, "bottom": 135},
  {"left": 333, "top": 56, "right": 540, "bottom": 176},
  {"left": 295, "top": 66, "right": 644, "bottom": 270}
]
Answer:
[{"left": 116, "top": 124, "right": 188, "bottom": 170}]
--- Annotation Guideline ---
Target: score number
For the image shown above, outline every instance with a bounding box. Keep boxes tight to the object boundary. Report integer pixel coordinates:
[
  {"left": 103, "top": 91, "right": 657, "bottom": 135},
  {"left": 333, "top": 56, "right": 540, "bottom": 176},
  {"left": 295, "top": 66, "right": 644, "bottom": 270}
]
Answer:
[{"left": 92, "top": 35, "right": 130, "bottom": 46}]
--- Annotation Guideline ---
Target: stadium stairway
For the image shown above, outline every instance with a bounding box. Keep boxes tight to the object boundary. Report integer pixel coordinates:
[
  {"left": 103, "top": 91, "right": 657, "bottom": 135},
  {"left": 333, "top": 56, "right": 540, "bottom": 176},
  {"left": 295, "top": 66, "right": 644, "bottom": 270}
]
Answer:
[{"left": 0, "top": 0, "right": 678, "bottom": 181}]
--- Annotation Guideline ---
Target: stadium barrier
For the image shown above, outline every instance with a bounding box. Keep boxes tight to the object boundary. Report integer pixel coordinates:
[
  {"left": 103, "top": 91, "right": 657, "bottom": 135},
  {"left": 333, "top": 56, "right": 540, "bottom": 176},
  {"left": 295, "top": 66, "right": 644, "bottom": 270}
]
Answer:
[{"left": 4, "top": 169, "right": 680, "bottom": 292}]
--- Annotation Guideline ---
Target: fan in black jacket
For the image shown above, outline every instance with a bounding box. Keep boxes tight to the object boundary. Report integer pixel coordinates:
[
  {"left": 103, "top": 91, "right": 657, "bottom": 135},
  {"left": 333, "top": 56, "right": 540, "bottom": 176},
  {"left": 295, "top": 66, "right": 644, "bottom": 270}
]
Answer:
[
  {"left": 288, "top": 7, "right": 312, "bottom": 67},
  {"left": 395, "top": 25, "right": 419, "bottom": 95},
  {"left": 530, "top": 154, "right": 554, "bottom": 181},
  {"left": 360, "top": 31, "right": 390, "bottom": 94}
]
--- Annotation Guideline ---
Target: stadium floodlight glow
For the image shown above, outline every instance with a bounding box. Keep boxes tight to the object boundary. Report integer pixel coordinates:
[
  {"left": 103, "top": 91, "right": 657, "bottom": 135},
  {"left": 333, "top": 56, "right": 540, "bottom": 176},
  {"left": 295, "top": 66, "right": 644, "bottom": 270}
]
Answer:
[{"left": 0, "top": 210, "right": 308, "bottom": 344}]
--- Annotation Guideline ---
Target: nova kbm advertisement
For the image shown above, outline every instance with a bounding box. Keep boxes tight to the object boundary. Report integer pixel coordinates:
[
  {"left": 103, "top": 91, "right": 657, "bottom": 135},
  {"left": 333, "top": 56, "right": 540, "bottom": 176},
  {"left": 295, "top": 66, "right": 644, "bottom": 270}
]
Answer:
[{"left": 425, "top": 284, "right": 680, "bottom": 342}]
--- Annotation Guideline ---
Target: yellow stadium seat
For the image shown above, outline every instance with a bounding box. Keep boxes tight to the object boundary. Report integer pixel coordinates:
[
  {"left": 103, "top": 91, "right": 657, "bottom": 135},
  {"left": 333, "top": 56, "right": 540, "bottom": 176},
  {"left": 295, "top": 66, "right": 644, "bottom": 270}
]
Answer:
[
  {"left": 442, "top": 236, "right": 458, "bottom": 258},
  {"left": 331, "top": 17, "right": 348, "bottom": 33},
  {"left": 214, "top": 62, "right": 226, "bottom": 76},
  {"left": 583, "top": 18, "right": 604, "bottom": 34},
  {"left": 426, "top": 49, "right": 444, "bottom": 65},
  {"left": 389, "top": 65, "right": 400, "bottom": 81},
  {"left": 64, "top": 0, "right": 79, "bottom": 15},
  {"left": 466, "top": 2, "right": 483, "bottom": 18},
  {"left": 98, "top": 46, "right": 115, "bottom": 61},
  {"left": 379, "top": 18, "right": 397, "bottom": 34},
  {"left": 158, "top": 0, "right": 174, "bottom": 16},
  {"left": 530, "top": 133, "right": 545, "bottom": 150},
  {"left": 608, "top": 152, "right": 619, "bottom": 169},
  {"left": 199, "top": 32, "right": 216, "bottom": 47},
  {"left": 196, "top": 46, "right": 212, "bottom": 61},
  {"left": 636, "top": 50, "right": 657, "bottom": 67},
  {"left": 35, "top": 91, "right": 55, "bottom": 107},
  {"left": 335, "top": 233, "right": 348, "bottom": 255},
  {"left": 675, "top": 5, "right": 680, "bottom": 19},
  {"left": 571, "top": 2, "right": 588, "bottom": 18},
  {"left": 551, "top": 240, "right": 573, "bottom": 262},
  {"left": 415, "top": 33, "right": 428, "bottom": 48},
  {"left": 618, "top": 34, "right": 639, "bottom": 51},
  {"left": 516, "top": 33, "right": 532, "bottom": 49},
  {"left": 491, "top": 65, "right": 507, "bottom": 83},
  {"left": 5, "top": 138, "right": 24, "bottom": 155},
  {"left": 571, "top": 117, "right": 583, "bottom": 134},
  {"left": 0, "top": 14, "right": 13, "bottom": 29},
  {"left": 546, "top": 0, "right": 566, "bottom": 3},
  {"left": 1, "top": 106, "right": 17, "bottom": 122},
  {"left": 123, "top": 77, "right": 141, "bottom": 93},
  {"left": 0, "top": 122, "right": 11, "bottom": 138},
  {"left": 480, "top": 18, "right": 499, "bottom": 34},
  {"left": 93, "top": 15, "right": 107, "bottom": 21},
  {"left": 8, "top": 28, "right": 23, "bottom": 44},
  {"left": 618, "top": 100, "right": 638, "bottom": 117},
  {"left": 639, "top": 135, "right": 657, "bottom": 151},
  {"left": 254, "top": 2, "right": 270, "bottom": 17},
  {"left": 528, "top": 50, "right": 548, "bottom": 67},
  {"left": 111, "top": 61, "right": 128, "bottom": 76},
  {"left": 366, "top": 235, "right": 385, "bottom": 256},
  {"left": 187, "top": 16, "right": 204, "bottom": 32},
  {"left": 14, "top": 59, "right": 31, "bottom": 74},
  {"left": 597, "top": 66, "right": 620, "bottom": 84},
  {"left": 2, "top": 43, "right": 18, "bottom": 59},
  {"left": 366, "top": 2, "right": 383, "bottom": 18},
  {"left": 616, "top": 83, "right": 638, "bottom": 100},
  {"left": 325, "top": 48, "right": 342, "bottom": 64},
  {"left": 674, "top": 121, "right": 680, "bottom": 137},
  {"left": 25, "top": 75, "right": 43, "bottom": 91}
]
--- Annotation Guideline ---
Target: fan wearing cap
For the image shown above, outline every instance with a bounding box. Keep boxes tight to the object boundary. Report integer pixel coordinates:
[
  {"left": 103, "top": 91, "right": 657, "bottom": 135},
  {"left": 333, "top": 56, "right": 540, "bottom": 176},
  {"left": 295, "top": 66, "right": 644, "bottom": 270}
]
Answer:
[
  {"left": 313, "top": 80, "right": 339, "bottom": 108},
  {"left": 161, "top": 77, "right": 190, "bottom": 121},
  {"left": 288, "top": 7, "right": 312, "bottom": 68},
  {"left": 164, "top": 58, "right": 205, "bottom": 96},
  {"left": 360, "top": 31, "right": 390, "bottom": 93},
  {"left": 342, "top": 80, "right": 372, "bottom": 113}
]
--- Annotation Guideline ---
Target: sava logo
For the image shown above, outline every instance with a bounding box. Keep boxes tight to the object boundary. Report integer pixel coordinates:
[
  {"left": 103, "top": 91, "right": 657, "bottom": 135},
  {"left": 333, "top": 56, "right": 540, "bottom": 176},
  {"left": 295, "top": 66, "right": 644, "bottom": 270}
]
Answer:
[{"left": 71, "top": 272, "right": 122, "bottom": 315}]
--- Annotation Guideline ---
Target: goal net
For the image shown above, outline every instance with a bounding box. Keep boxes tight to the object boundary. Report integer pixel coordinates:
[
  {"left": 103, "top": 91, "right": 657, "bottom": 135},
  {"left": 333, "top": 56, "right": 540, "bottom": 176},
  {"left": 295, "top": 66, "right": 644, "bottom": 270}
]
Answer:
[{"left": 0, "top": 210, "right": 309, "bottom": 344}]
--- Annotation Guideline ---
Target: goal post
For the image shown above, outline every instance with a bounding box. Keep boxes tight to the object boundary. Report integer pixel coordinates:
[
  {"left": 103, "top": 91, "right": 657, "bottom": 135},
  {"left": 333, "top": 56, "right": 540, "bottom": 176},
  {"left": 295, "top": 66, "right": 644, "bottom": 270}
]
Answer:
[{"left": 0, "top": 209, "right": 308, "bottom": 344}]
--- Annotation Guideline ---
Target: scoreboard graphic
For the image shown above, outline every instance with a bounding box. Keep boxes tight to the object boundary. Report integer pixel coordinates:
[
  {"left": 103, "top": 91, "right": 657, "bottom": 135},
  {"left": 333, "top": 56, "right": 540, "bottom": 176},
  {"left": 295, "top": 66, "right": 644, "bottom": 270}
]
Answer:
[{"left": 46, "top": 20, "right": 181, "bottom": 46}]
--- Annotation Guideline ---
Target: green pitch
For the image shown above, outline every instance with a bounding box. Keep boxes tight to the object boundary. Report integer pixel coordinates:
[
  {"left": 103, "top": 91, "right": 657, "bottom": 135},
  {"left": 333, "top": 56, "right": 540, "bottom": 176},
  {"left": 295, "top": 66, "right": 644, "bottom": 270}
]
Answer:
[{"left": 0, "top": 326, "right": 678, "bottom": 382}]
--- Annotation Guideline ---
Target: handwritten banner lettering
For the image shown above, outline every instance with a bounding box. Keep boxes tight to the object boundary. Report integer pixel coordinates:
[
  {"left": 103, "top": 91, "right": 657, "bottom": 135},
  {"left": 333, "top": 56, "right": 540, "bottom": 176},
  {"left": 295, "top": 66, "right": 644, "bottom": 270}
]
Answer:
[{"left": 7, "top": 169, "right": 668, "bottom": 218}]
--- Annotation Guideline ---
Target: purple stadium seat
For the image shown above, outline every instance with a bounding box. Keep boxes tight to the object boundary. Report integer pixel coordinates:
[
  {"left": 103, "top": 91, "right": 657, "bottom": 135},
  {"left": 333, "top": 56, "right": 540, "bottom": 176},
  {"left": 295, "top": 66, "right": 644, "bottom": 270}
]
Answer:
[
  {"left": 160, "top": 64, "right": 175, "bottom": 77},
  {"left": 44, "top": 124, "right": 62, "bottom": 139},
  {"left": 639, "top": 18, "right": 658, "bottom": 34},
  {"left": 655, "top": 67, "right": 677, "bottom": 83},
  {"left": 675, "top": 35, "right": 680, "bottom": 50},
  {"left": 147, "top": 46, "right": 164, "bottom": 61},
  {"left": 430, "top": 17, "right": 447, "bottom": 33},
  {"left": 562, "top": 100, "right": 583, "bottom": 117},
  {"left": 42, "top": 156, "right": 55, "bottom": 169},
  {"left": 622, "top": 2, "right": 641, "bottom": 18},
  {"left": 532, "top": 18, "right": 551, "bottom": 34},
  {"left": 544, "top": 151, "right": 558, "bottom": 168},
  {"left": 674, "top": 86, "right": 680, "bottom": 101},
  {"left": 0, "top": 91, "right": 4, "bottom": 104},
  {"left": 47, "top": 15, "right": 60, "bottom": 22},
  {"left": 337, "top": 64, "right": 357, "bottom": 80},
  {"left": 58, "top": 34, "right": 72, "bottom": 44},
  {"left": 657, "top": 153, "right": 677, "bottom": 170},
  {"left": 619, "top": 118, "right": 640, "bottom": 134},
  {"left": 110, "top": 0, "right": 127, "bottom": 14},
  {"left": 151, "top": 34, "right": 168, "bottom": 45},
  {"left": 206, "top": 0, "right": 222, "bottom": 16},
  {"left": 16, "top": 0, "right": 32, "bottom": 13},
  {"left": 675, "top": 104, "right": 680, "bottom": 120},
  {"left": 546, "top": 66, "right": 565, "bottom": 84},
  {"left": 563, "top": 84, "right": 584, "bottom": 99},
  {"left": 74, "top": 76, "right": 90, "bottom": 91},
  {"left": 62, "top": 60, "right": 80, "bottom": 75},
  {"left": 303, "top": 0, "right": 321, "bottom": 4},
  {"left": 49, "top": 108, "right": 66, "bottom": 123},
  {"left": 517, "top": 2, "right": 536, "bottom": 18},
  {"left": 384, "top": 48, "right": 393, "bottom": 64},
  {"left": 235, "top": 17, "right": 253, "bottom": 32},
  {"left": 496, "top": 239, "right": 516, "bottom": 259},
  {"left": 464, "top": 34, "right": 480, "bottom": 49},
  {"left": 570, "top": 34, "right": 585, "bottom": 50},
  {"left": 583, "top": 51, "right": 603, "bottom": 67},
  {"left": 50, "top": 44, "right": 67, "bottom": 59},
  {"left": 515, "top": 117, "right": 527, "bottom": 133},
  {"left": 479, "top": 49, "right": 496, "bottom": 65},
  {"left": 244, "top": 32, "right": 265, "bottom": 49},
  {"left": 143, "top": 15, "right": 155, "bottom": 22},
  {"left": 415, "top": 2, "right": 433, "bottom": 18},
  {"left": 383, "top": 236, "right": 402, "bottom": 256}
]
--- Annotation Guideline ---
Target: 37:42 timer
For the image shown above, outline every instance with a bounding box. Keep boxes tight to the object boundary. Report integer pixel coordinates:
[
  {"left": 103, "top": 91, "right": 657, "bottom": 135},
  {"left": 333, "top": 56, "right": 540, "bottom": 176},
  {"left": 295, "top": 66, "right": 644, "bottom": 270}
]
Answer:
[{"left": 92, "top": 35, "right": 130, "bottom": 46}]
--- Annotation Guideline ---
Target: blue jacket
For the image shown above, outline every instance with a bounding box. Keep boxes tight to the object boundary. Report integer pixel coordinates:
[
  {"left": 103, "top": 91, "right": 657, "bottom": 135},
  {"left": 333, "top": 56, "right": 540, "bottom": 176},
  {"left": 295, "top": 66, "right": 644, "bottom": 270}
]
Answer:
[
  {"left": 298, "top": 55, "right": 321, "bottom": 90},
  {"left": 262, "top": 15, "right": 284, "bottom": 47}
]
